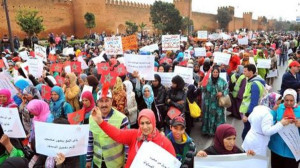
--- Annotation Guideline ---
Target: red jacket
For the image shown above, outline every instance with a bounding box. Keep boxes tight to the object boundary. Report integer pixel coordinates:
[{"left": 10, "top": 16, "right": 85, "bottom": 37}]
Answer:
[{"left": 99, "top": 121, "right": 176, "bottom": 168}]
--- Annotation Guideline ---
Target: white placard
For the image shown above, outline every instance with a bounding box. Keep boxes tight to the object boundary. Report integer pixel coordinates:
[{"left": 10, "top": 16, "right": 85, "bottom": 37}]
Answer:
[
  {"left": 278, "top": 124, "right": 300, "bottom": 161},
  {"left": 257, "top": 59, "right": 271, "bottom": 69},
  {"left": 140, "top": 44, "right": 159, "bottom": 52},
  {"left": 194, "top": 47, "right": 206, "bottom": 57},
  {"left": 213, "top": 52, "right": 231, "bottom": 65},
  {"left": 35, "top": 121, "right": 90, "bottom": 157},
  {"left": 77, "top": 56, "right": 88, "bottom": 70},
  {"left": 181, "top": 36, "right": 188, "bottom": 42},
  {"left": 64, "top": 65, "right": 71, "bottom": 73},
  {"left": 249, "top": 57, "right": 256, "bottom": 64},
  {"left": 238, "top": 37, "right": 248, "bottom": 45},
  {"left": 219, "top": 72, "right": 228, "bottom": 82},
  {"left": 19, "top": 51, "right": 29, "bottom": 61},
  {"left": 27, "top": 58, "right": 44, "bottom": 78},
  {"left": 34, "top": 44, "right": 47, "bottom": 61},
  {"left": 131, "top": 141, "right": 181, "bottom": 168},
  {"left": 63, "top": 47, "right": 75, "bottom": 56},
  {"left": 20, "top": 62, "right": 28, "bottom": 78},
  {"left": 208, "top": 33, "right": 221, "bottom": 40},
  {"left": 0, "top": 107, "right": 26, "bottom": 138},
  {"left": 80, "top": 85, "right": 93, "bottom": 101},
  {"left": 92, "top": 51, "right": 106, "bottom": 65},
  {"left": 104, "top": 36, "right": 123, "bottom": 55},
  {"left": 266, "top": 69, "right": 278, "bottom": 78},
  {"left": 194, "top": 154, "right": 268, "bottom": 168},
  {"left": 0, "top": 73, "right": 18, "bottom": 96},
  {"left": 124, "top": 54, "right": 155, "bottom": 80},
  {"left": 155, "top": 72, "right": 176, "bottom": 87},
  {"left": 174, "top": 66, "right": 194, "bottom": 84},
  {"left": 197, "top": 31, "right": 208, "bottom": 39},
  {"left": 221, "top": 33, "right": 231, "bottom": 40},
  {"left": 162, "top": 35, "right": 180, "bottom": 51}
]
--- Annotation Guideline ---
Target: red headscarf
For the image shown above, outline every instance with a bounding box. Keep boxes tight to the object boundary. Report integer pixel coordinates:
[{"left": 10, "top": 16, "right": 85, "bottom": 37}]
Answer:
[
  {"left": 81, "top": 91, "right": 95, "bottom": 114},
  {"left": 137, "top": 109, "right": 158, "bottom": 142},
  {"left": 213, "top": 124, "right": 240, "bottom": 154}
]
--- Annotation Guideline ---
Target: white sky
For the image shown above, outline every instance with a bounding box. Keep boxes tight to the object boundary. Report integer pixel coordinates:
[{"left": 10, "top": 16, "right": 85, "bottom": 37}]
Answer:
[{"left": 126, "top": 0, "right": 300, "bottom": 21}]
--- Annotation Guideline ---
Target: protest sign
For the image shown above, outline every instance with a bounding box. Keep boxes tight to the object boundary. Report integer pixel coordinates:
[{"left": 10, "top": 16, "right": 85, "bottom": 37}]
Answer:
[
  {"left": 257, "top": 59, "right": 271, "bottom": 69},
  {"left": 104, "top": 36, "right": 123, "bottom": 55},
  {"left": 0, "top": 107, "right": 26, "bottom": 138},
  {"left": 19, "top": 51, "right": 29, "bottom": 61},
  {"left": 155, "top": 72, "right": 176, "bottom": 87},
  {"left": 213, "top": 52, "right": 231, "bottom": 65},
  {"left": 174, "top": 66, "right": 194, "bottom": 84},
  {"left": 92, "top": 52, "right": 106, "bottom": 65},
  {"left": 208, "top": 33, "right": 221, "bottom": 40},
  {"left": 27, "top": 58, "right": 44, "bottom": 78},
  {"left": 140, "top": 44, "right": 159, "bottom": 52},
  {"left": 219, "top": 72, "right": 228, "bottom": 82},
  {"left": 238, "top": 37, "right": 249, "bottom": 45},
  {"left": 122, "top": 35, "right": 138, "bottom": 51},
  {"left": 194, "top": 47, "right": 206, "bottom": 57},
  {"left": 279, "top": 124, "right": 300, "bottom": 161},
  {"left": 80, "top": 85, "right": 93, "bottom": 101},
  {"left": 162, "top": 35, "right": 180, "bottom": 51},
  {"left": 266, "top": 69, "right": 278, "bottom": 78},
  {"left": 35, "top": 121, "right": 89, "bottom": 157},
  {"left": 131, "top": 141, "right": 181, "bottom": 168},
  {"left": 181, "top": 36, "right": 188, "bottom": 42},
  {"left": 0, "top": 73, "right": 18, "bottom": 96},
  {"left": 249, "top": 57, "right": 255, "bottom": 64},
  {"left": 34, "top": 44, "right": 47, "bottom": 61},
  {"left": 77, "top": 56, "right": 89, "bottom": 70},
  {"left": 197, "top": 31, "right": 208, "bottom": 39},
  {"left": 194, "top": 154, "right": 268, "bottom": 168},
  {"left": 63, "top": 47, "right": 75, "bottom": 56},
  {"left": 124, "top": 54, "right": 155, "bottom": 80}
]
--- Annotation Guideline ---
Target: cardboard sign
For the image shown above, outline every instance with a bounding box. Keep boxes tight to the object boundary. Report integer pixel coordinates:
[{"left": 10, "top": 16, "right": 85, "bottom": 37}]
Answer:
[
  {"left": 34, "top": 44, "right": 47, "bottom": 61},
  {"left": 238, "top": 37, "right": 249, "bottom": 45},
  {"left": 104, "top": 36, "right": 123, "bottom": 55},
  {"left": 194, "top": 47, "right": 206, "bottom": 57},
  {"left": 162, "top": 35, "right": 180, "bottom": 51},
  {"left": 174, "top": 66, "right": 194, "bottom": 84},
  {"left": 0, "top": 107, "right": 26, "bottom": 138},
  {"left": 27, "top": 58, "right": 44, "bottom": 78},
  {"left": 279, "top": 124, "right": 300, "bottom": 161},
  {"left": 197, "top": 31, "right": 208, "bottom": 39},
  {"left": 124, "top": 54, "right": 155, "bottom": 80},
  {"left": 257, "top": 59, "right": 271, "bottom": 69},
  {"left": 122, "top": 35, "right": 138, "bottom": 51},
  {"left": 213, "top": 52, "right": 231, "bottom": 65},
  {"left": 155, "top": 72, "right": 176, "bottom": 87}
]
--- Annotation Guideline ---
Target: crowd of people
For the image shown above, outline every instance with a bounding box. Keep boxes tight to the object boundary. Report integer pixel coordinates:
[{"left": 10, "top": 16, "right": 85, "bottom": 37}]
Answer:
[{"left": 0, "top": 30, "right": 299, "bottom": 168}]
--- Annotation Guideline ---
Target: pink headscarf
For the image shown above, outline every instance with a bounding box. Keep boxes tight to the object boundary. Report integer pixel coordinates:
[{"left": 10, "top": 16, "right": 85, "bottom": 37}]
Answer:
[
  {"left": 81, "top": 91, "right": 95, "bottom": 114},
  {"left": 137, "top": 109, "right": 158, "bottom": 142},
  {"left": 0, "top": 89, "right": 14, "bottom": 107},
  {"left": 27, "top": 99, "right": 51, "bottom": 122}
]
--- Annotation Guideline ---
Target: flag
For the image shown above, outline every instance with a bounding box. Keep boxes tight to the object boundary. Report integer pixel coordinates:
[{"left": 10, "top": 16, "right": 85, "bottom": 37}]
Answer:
[
  {"left": 114, "top": 64, "right": 127, "bottom": 76},
  {"left": 97, "top": 62, "right": 110, "bottom": 74},
  {"left": 202, "top": 69, "right": 211, "bottom": 87},
  {"left": 41, "top": 85, "right": 52, "bottom": 100},
  {"left": 100, "top": 70, "right": 118, "bottom": 86},
  {"left": 167, "top": 107, "right": 181, "bottom": 119},
  {"left": 50, "top": 63, "right": 63, "bottom": 72},
  {"left": 48, "top": 54, "right": 57, "bottom": 62},
  {"left": 0, "top": 59, "right": 4, "bottom": 68},
  {"left": 63, "top": 61, "right": 71, "bottom": 68},
  {"left": 70, "top": 61, "right": 82, "bottom": 73},
  {"left": 67, "top": 108, "right": 85, "bottom": 124},
  {"left": 55, "top": 76, "right": 65, "bottom": 86}
]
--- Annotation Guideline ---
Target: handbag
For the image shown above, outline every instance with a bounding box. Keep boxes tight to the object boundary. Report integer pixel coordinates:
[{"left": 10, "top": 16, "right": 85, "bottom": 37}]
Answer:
[
  {"left": 187, "top": 98, "right": 201, "bottom": 118},
  {"left": 218, "top": 94, "right": 232, "bottom": 108}
]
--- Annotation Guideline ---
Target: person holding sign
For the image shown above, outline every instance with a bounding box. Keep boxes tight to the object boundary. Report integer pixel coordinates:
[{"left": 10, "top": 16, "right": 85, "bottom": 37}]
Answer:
[
  {"left": 254, "top": 50, "right": 268, "bottom": 79},
  {"left": 268, "top": 89, "right": 300, "bottom": 168},
  {"left": 0, "top": 89, "right": 17, "bottom": 108},
  {"left": 90, "top": 108, "right": 175, "bottom": 168}
]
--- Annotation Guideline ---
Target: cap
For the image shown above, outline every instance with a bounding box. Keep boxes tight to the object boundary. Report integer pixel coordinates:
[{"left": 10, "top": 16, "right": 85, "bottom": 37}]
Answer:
[
  {"left": 171, "top": 116, "right": 186, "bottom": 128},
  {"left": 289, "top": 61, "right": 300, "bottom": 68},
  {"left": 97, "top": 89, "right": 112, "bottom": 100}
]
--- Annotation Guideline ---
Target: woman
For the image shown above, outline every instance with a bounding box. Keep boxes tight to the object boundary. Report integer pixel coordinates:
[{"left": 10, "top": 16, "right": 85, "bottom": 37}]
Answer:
[
  {"left": 86, "top": 75, "right": 99, "bottom": 103},
  {"left": 186, "top": 85, "right": 201, "bottom": 135},
  {"left": 90, "top": 108, "right": 176, "bottom": 168},
  {"left": 123, "top": 80, "right": 138, "bottom": 128},
  {"left": 202, "top": 66, "right": 228, "bottom": 136},
  {"left": 242, "top": 105, "right": 290, "bottom": 156},
  {"left": 112, "top": 77, "right": 127, "bottom": 114},
  {"left": 50, "top": 86, "right": 73, "bottom": 119},
  {"left": 64, "top": 73, "right": 80, "bottom": 111},
  {"left": 268, "top": 89, "right": 300, "bottom": 168},
  {"left": 0, "top": 89, "right": 17, "bottom": 108},
  {"left": 13, "top": 79, "right": 30, "bottom": 106},
  {"left": 241, "top": 53, "right": 250, "bottom": 66},
  {"left": 254, "top": 50, "right": 267, "bottom": 79},
  {"left": 152, "top": 74, "right": 167, "bottom": 125},
  {"left": 81, "top": 91, "right": 95, "bottom": 124},
  {"left": 157, "top": 65, "right": 165, "bottom": 72},
  {"left": 78, "top": 74, "right": 88, "bottom": 91},
  {"left": 260, "top": 92, "right": 282, "bottom": 110},
  {"left": 266, "top": 49, "right": 278, "bottom": 86}
]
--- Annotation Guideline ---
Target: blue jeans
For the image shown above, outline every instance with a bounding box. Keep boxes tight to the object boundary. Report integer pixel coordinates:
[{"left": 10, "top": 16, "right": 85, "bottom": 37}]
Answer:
[
  {"left": 279, "top": 54, "right": 286, "bottom": 66},
  {"left": 242, "top": 120, "right": 251, "bottom": 140}
]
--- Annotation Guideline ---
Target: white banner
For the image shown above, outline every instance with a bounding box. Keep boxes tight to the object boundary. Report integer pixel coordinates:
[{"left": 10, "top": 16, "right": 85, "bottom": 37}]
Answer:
[
  {"left": 0, "top": 73, "right": 18, "bottom": 96},
  {"left": 131, "top": 141, "right": 181, "bottom": 168},
  {"left": 124, "top": 54, "right": 155, "bottom": 80},
  {"left": 194, "top": 47, "right": 206, "bottom": 57},
  {"left": 278, "top": 124, "right": 300, "bottom": 161},
  {"left": 155, "top": 72, "right": 176, "bottom": 87},
  {"left": 35, "top": 121, "right": 90, "bottom": 157},
  {"left": 180, "top": 36, "right": 188, "bottom": 42},
  {"left": 197, "top": 31, "right": 208, "bottom": 39},
  {"left": 238, "top": 37, "right": 248, "bottom": 45},
  {"left": 194, "top": 154, "right": 268, "bottom": 168},
  {"left": 34, "top": 44, "right": 47, "bottom": 61},
  {"left": 19, "top": 51, "right": 29, "bottom": 61},
  {"left": 104, "top": 36, "right": 123, "bottom": 55},
  {"left": 174, "top": 66, "right": 194, "bottom": 84},
  {"left": 257, "top": 59, "right": 271, "bottom": 69},
  {"left": 162, "top": 35, "right": 180, "bottom": 51},
  {"left": 27, "top": 58, "right": 44, "bottom": 78},
  {"left": 63, "top": 47, "right": 75, "bottom": 56},
  {"left": 140, "top": 44, "right": 159, "bottom": 52},
  {"left": 213, "top": 52, "right": 231, "bottom": 65},
  {"left": 266, "top": 69, "right": 278, "bottom": 78},
  {"left": 0, "top": 107, "right": 26, "bottom": 138}
]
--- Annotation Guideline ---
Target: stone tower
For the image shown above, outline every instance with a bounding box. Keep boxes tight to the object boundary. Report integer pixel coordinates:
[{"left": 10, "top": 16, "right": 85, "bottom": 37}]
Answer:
[
  {"left": 243, "top": 12, "right": 253, "bottom": 30},
  {"left": 173, "top": 0, "right": 192, "bottom": 18}
]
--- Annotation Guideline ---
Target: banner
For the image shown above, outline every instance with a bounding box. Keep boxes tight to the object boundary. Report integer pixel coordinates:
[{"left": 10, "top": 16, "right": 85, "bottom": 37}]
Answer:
[
  {"left": 238, "top": 37, "right": 249, "bottom": 45},
  {"left": 197, "top": 31, "right": 208, "bottom": 39},
  {"left": 0, "top": 107, "right": 26, "bottom": 138},
  {"left": 122, "top": 35, "right": 138, "bottom": 51},
  {"left": 213, "top": 52, "right": 231, "bottom": 65},
  {"left": 279, "top": 124, "right": 300, "bottom": 161},
  {"left": 155, "top": 72, "right": 176, "bottom": 87},
  {"left": 174, "top": 66, "right": 194, "bottom": 84},
  {"left": 257, "top": 59, "right": 271, "bottom": 69},
  {"left": 194, "top": 154, "right": 268, "bottom": 168},
  {"left": 34, "top": 44, "right": 47, "bottom": 61},
  {"left": 27, "top": 58, "right": 44, "bottom": 78},
  {"left": 131, "top": 141, "right": 181, "bottom": 168},
  {"left": 194, "top": 47, "right": 206, "bottom": 57},
  {"left": 104, "top": 36, "right": 123, "bottom": 55},
  {"left": 0, "top": 73, "right": 18, "bottom": 96},
  {"left": 35, "top": 121, "right": 90, "bottom": 157},
  {"left": 162, "top": 35, "right": 180, "bottom": 51},
  {"left": 124, "top": 54, "right": 155, "bottom": 80}
]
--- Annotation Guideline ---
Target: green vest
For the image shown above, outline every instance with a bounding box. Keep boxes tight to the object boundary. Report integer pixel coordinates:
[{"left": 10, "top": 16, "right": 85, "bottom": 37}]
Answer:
[
  {"left": 89, "top": 109, "right": 126, "bottom": 168},
  {"left": 239, "top": 80, "right": 264, "bottom": 114},
  {"left": 232, "top": 75, "right": 246, "bottom": 98}
]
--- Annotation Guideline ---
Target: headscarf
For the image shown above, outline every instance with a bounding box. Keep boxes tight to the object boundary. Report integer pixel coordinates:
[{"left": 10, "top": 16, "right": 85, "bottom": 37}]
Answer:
[
  {"left": 66, "top": 72, "right": 77, "bottom": 88},
  {"left": 50, "top": 86, "right": 66, "bottom": 112},
  {"left": 260, "top": 92, "right": 282, "bottom": 109},
  {"left": 123, "top": 80, "right": 133, "bottom": 104},
  {"left": 152, "top": 74, "right": 162, "bottom": 97},
  {"left": 236, "top": 65, "right": 244, "bottom": 77},
  {"left": 87, "top": 75, "right": 98, "bottom": 92},
  {"left": 137, "top": 109, "right": 158, "bottom": 142},
  {"left": 14, "top": 79, "right": 30, "bottom": 105},
  {"left": 283, "top": 89, "right": 297, "bottom": 119},
  {"left": 80, "top": 74, "right": 88, "bottom": 82},
  {"left": 23, "top": 85, "right": 42, "bottom": 100},
  {"left": 241, "top": 53, "right": 250, "bottom": 66},
  {"left": 203, "top": 58, "right": 211, "bottom": 72},
  {"left": 214, "top": 124, "right": 240, "bottom": 154},
  {"left": 113, "top": 77, "right": 123, "bottom": 93},
  {"left": 81, "top": 91, "right": 95, "bottom": 114},
  {"left": 211, "top": 66, "right": 220, "bottom": 85},
  {"left": 171, "top": 75, "right": 185, "bottom": 90},
  {"left": 27, "top": 99, "right": 51, "bottom": 122},
  {"left": 142, "top": 85, "right": 154, "bottom": 109},
  {"left": 0, "top": 89, "right": 14, "bottom": 106},
  {"left": 187, "top": 84, "right": 197, "bottom": 103}
]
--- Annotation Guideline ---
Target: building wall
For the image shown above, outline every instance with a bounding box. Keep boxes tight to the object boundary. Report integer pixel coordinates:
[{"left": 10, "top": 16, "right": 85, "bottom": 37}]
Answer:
[{"left": 191, "top": 12, "right": 217, "bottom": 32}]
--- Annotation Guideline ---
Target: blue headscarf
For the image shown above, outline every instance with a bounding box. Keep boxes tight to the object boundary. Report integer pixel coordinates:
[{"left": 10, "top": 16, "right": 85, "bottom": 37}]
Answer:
[
  {"left": 142, "top": 85, "right": 154, "bottom": 109},
  {"left": 13, "top": 79, "right": 30, "bottom": 106},
  {"left": 49, "top": 86, "right": 66, "bottom": 113}
]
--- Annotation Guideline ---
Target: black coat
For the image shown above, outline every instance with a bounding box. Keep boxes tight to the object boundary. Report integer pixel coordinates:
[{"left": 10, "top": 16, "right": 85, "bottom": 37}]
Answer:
[{"left": 153, "top": 84, "right": 167, "bottom": 120}]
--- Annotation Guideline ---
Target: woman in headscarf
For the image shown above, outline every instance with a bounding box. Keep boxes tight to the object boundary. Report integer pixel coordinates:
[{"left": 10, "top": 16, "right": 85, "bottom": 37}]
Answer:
[
  {"left": 241, "top": 53, "right": 250, "bottom": 66},
  {"left": 186, "top": 85, "right": 201, "bottom": 135},
  {"left": 78, "top": 74, "right": 88, "bottom": 91},
  {"left": 50, "top": 86, "right": 73, "bottom": 119},
  {"left": 260, "top": 92, "right": 282, "bottom": 110},
  {"left": 64, "top": 72, "right": 80, "bottom": 111},
  {"left": 0, "top": 89, "right": 17, "bottom": 108},
  {"left": 86, "top": 75, "right": 99, "bottom": 103},
  {"left": 151, "top": 74, "right": 167, "bottom": 125},
  {"left": 254, "top": 50, "right": 267, "bottom": 79},
  {"left": 123, "top": 80, "right": 138, "bottom": 128},
  {"left": 268, "top": 89, "right": 300, "bottom": 168},
  {"left": 201, "top": 66, "right": 229, "bottom": 136},
  {"left": 81, "top": 91, "right": 95, "bottom": 124},
  {"left": 112, "top": 77, "right": 127, "bottom": 114},
  {"left": 13, "top": 79, "right": 30, "bottom": 106},
  {"left": 266, "top": 49, "right": 278, "bottom": 85},
  {"left": 90, "top": 109, "right": 176, "bottom": 168}
]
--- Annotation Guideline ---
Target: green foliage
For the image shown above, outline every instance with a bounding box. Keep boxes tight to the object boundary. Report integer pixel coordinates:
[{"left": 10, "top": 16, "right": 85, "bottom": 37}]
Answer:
[
  {"left": 181, "top": 17, "right": 194, "bottom": 35},
  {"left": 216, "top": 8, "right": 233, "bottom": 31},
  {"left": 138, "top": 22, "right": 147, "bottom": 32},
  {"left": 84, "top": 12, "right": 96, "bottom": 30},
  {"left": 125, "top": 21, "right": 138, "bottom": 34},
  {"left": 150, "top": 1, "right": 183, "bottom": 34},
  {"left": 16, "top": 9, "right": 45, "bottom": 36}
]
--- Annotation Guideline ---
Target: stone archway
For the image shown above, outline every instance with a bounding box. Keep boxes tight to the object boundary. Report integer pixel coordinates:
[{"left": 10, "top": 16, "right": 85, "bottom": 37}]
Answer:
[{"left": 117, "top": 24, "right": 126, "bottom": 35}]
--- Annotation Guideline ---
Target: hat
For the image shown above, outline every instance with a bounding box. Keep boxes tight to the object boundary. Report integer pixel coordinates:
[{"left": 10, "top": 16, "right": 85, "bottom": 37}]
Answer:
[
  {"left": 289, "top": 61, "right": 300, "bottom": 68},
  {"left": 171, "top": 116, "right": 186, "bottom": 128},
  {"left": 97, "top": 89, "right": 112, "bottom": 100}
]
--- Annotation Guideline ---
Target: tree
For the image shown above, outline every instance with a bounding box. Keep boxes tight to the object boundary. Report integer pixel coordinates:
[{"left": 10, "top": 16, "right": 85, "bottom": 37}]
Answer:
[
  {"left": 216, "top": 8, "right": 233, "bottom": 31},
  {"left": 125, "top": 21, "right": 138, "bottom": 34},
  {"left": 181, "top": 17, "right": 194, "bottom": 35},
  {"left": 16, "top": 9, "right": 45, "bottom": 36},
  {"left": 260, "top": 16, "right": 268, "bottom": 25},
  {"left": 84, "top": 12, "right": 96, "bottom": 34},
  {"left": 139, "top": 22, "right": 147, "bottom": 32},
  {"left": 150, "top": 1, "right": 182, "bottom": 34}
]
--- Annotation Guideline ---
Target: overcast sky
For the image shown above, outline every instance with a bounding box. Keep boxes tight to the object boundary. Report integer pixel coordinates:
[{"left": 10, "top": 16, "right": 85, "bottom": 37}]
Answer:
[{"left": 126, "top": 0, "right": 300, "bottom": 21}]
